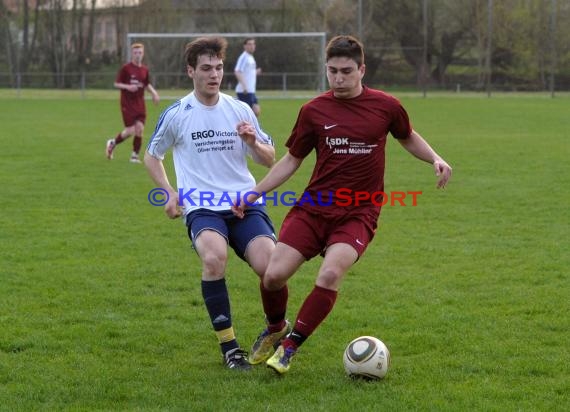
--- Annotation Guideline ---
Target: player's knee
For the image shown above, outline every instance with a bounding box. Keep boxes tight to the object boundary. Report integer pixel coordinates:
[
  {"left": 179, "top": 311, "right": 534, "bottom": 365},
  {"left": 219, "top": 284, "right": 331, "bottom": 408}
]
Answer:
[
  {"left": 263, "top": 270, "right": 286, "bottom": 291},
  {"left": 200, "top": 252, "right": 227, "bottom": 276},
  {"left": 317, "top": 267, "right": 343, "bottom": 288}
]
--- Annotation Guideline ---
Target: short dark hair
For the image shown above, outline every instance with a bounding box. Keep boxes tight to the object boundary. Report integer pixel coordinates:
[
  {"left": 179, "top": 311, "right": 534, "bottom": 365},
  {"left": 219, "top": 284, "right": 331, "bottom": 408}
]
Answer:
[
  {"left": 184, "top": 37, "right": 228, "bottom": 68},
  {"left": 325, "top": 35, "right": 365, "bottom": 67},
  {"left": 243, "top": 37, "right": 255, "bottom": 45}
]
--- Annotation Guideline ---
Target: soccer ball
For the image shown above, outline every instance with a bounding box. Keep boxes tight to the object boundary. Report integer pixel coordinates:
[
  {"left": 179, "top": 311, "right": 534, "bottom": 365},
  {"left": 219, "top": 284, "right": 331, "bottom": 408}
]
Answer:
[{"left": 343, "top": 336, "right": 390, "bottom": 380}]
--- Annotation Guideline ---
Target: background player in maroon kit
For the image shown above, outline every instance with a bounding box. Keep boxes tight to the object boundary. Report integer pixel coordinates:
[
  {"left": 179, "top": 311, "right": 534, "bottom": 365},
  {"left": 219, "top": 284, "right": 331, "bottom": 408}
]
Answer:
[
  {"left": 106, "top": 43, "right": 160, "bottom": 163},
  {"left": 233, "top": 35, "right": 452, "bottom": 374}
]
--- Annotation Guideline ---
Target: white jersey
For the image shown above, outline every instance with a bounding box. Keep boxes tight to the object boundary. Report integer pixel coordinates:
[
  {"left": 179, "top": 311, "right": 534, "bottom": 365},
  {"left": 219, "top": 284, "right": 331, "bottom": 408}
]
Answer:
[
  {"left": 147, "top": 92, "right": 273, "bottom": 214},
  {"left": 234, "top": 51, "right": 257, "bottom": 93}
]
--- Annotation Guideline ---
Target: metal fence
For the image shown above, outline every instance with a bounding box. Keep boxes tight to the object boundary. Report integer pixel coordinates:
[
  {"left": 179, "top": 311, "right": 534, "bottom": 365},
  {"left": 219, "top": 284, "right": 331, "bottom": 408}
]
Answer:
[
  {"left": 2, "top": 70, "right": 569, "bottom": 97},
  {"left": 0, "top": 71, "right": 322, "bottom": 96}
]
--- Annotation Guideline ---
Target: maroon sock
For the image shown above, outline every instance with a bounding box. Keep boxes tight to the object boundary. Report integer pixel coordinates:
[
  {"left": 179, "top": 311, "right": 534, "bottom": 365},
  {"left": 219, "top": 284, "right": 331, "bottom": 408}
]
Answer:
[
  {"left": 294, "top": 285, "right": 337, "bottom": 339},
  {"left": 133, "top": 136, "right": 142, "bottom": 154},
  {"left": 260, "top": 283, "right": 288, "bottom": 333},
  {"left": 114, "top": 132, "right": 126, "bottom": 144}
]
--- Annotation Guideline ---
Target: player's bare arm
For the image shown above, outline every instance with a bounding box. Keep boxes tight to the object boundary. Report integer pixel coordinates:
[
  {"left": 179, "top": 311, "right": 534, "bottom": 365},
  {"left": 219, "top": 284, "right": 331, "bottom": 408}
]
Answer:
[
  {"left": 232, "top": 151, "right": 303, "bottom": 218},
  {"left": 398, "top": 130, "right": 452, "bottom": 189},
  {"left": 234, "top": 71, "right": 248, "bottom": 93},
  {"left": 236, "top": 120, "right": 275, "bottom": 167},
  {"left": 143, "top": 151, "right": 182, "bottom": 219},
  {"left": 114, "top": 82, "right": 139, "bottom": 92},
  {"left": 146, "top": 84, "right": 160, "bottom": 105}
]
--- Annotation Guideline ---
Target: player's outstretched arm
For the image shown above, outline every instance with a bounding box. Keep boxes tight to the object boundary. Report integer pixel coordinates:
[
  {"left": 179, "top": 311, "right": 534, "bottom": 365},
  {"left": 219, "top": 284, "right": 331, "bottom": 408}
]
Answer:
[
  {"left": 143, "top": 151, "right": 181, "bottom": 219},
  {"left": 232, "top": 151, "right": 303, "bottom": 218},
  {"left": 398, "top": 130, "right": 452, "bottom": 189}
]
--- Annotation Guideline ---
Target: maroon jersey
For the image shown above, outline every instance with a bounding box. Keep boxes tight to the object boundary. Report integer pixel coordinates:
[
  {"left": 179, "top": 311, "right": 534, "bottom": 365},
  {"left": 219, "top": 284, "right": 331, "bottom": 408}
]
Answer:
[
  {"left": 286, "top": 86, "right": 412, "bottom": 218},
  {"left": 116, "top": 62, "right": 150, "bottom": 120}
]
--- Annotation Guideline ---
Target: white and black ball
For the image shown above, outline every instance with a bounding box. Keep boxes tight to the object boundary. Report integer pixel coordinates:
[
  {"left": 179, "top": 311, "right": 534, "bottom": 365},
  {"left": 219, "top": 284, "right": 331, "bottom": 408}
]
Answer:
[{"left": 343, "top": 336, "right": 390, "bottom": 380}]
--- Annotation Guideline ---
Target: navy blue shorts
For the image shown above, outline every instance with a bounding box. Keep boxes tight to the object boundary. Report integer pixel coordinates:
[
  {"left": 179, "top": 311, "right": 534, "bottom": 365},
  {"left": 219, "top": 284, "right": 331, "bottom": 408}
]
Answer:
[
  {"left": 237, "top": 92, "right": 259, "bottom": 108},
  {"left": 185, "top": 205, "right": 276, "bottom": 261}
]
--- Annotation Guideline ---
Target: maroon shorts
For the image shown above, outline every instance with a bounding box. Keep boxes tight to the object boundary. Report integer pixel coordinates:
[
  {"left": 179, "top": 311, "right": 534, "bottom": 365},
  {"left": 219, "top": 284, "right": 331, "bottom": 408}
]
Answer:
[
  {"left": 121, "top": 107, "right": 146, "bottom": 128},
  {"left": 278, "top": 207, "right": 377, "bottom": 260}
]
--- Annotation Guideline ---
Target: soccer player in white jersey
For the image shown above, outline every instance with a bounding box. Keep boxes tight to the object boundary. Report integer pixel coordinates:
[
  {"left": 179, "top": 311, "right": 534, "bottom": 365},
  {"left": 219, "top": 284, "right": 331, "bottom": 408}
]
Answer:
[
  {"left": 144, "top": 37, "right": 288, "bottom": 371},
  {"left": 234, "top": 38, "right": 262, "bottom": 116}
]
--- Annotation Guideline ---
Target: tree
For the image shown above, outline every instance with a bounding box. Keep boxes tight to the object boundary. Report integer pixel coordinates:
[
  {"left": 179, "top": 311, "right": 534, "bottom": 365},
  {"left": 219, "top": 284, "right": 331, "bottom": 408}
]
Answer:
[
  {"left": 0, "top": 0, "right": 17, "bottom": 85},
  {"left": 1, "top": 0, "right": 570, "bottom": 91},
  {"left": 374, "top": 0, "right": 477, "bottom": 87},
  {"left": 70, "top": 0, "right": 98, "bottom": 71}
]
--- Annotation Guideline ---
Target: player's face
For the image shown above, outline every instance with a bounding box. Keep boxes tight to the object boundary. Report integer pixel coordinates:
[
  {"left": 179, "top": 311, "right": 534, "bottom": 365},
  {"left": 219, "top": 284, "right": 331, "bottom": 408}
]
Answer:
[
  {"left": 187, "top": 54, "right": 224, "bottom": 104},
  {"left": 131, "top": 48, "right": 144, "bottom": 65},
  {"left": 326, "top": 57, "right": 365, "bottom": 99},
  {"left": 244, "top": 40, "right": 256, "bottom": 54}
]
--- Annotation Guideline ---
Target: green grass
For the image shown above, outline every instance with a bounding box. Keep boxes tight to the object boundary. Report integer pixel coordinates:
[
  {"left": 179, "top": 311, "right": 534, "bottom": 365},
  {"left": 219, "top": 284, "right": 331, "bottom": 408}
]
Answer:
[{"left": 0, "top": 92, "right": 568, "bottom": 411}]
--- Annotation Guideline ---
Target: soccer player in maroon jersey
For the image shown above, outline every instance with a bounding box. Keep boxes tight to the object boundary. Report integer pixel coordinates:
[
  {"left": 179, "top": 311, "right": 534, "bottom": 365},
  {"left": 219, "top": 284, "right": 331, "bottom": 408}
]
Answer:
[
  {"left": 106, "top": 43, "right": 160, "bottom": 163},
  {"left": 233, "top": 35, "right": 452, "bottom": 374}
]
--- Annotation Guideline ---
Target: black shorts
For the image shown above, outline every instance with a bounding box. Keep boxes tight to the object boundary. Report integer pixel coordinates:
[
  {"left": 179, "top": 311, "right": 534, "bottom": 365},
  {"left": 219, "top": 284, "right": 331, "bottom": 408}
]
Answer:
[
  {"left": 236, "top": 92, "right": 259, "bottom": 108},
  {"left": 185, "top": 205, "right": 276, "bottom": 261}
]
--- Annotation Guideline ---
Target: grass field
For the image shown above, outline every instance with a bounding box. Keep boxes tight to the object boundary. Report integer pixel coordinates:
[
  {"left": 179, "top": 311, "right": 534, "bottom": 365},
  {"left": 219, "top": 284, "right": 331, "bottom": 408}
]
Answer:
[{"left": 0, "top": 91, "right": 568, "bottom": 411}]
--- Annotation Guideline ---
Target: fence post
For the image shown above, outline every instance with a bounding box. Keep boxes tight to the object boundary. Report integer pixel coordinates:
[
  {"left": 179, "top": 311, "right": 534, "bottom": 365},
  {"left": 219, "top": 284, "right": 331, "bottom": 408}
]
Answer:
[
  {"left": 422, "top": 0, "right": 428, "bottom": 98},
  {"left": 81, "top": 71, "right": 86, "bottom": 99},
  {"left": 549, "top": 0, "right": 557, "bottom": 98},
  {"left": 486, "top": 0, "right": 493, "bottom": 97}
]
